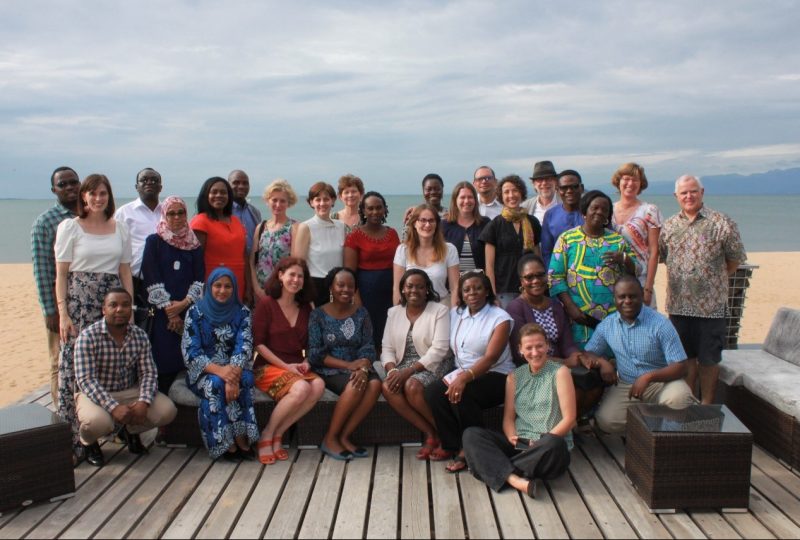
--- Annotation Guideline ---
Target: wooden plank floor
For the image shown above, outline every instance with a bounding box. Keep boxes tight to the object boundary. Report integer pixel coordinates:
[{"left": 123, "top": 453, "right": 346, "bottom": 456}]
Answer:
[{"left": 5, "top": 388, "right": 800, "bottom": 539}]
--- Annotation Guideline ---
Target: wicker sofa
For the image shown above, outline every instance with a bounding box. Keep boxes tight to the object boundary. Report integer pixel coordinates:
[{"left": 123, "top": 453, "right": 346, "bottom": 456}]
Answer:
[{"left": 719, "top": 307, "right": 800, "bottom": 468}]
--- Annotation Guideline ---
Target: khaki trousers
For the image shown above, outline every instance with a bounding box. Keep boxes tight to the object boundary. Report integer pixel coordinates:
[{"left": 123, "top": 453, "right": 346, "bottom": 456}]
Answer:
[
  {"left": 595, "top": 379, "right": 695, "bottom": 434},
  {"left": 46, "top": 321, "right": 60, "bottom": 402},
  {"left": 76, "top": 387, "right": 177, "bottom": 445}
]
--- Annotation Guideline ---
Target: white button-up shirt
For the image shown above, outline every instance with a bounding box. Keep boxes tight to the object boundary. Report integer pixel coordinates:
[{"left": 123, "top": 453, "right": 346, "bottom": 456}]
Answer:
[
  {"left": 479, "top": 198, "right": 503, "bottom": 220},
  {"left": 450, "top": 303, "right": 514, "bottom": 374},
  {"left": 114, "top": 198, "right": 162, "bottom": 276}
]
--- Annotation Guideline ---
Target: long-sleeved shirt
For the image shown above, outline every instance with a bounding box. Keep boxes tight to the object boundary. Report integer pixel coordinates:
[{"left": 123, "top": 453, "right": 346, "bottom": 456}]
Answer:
[
  {"left": 74, "top": 319, "right": 158, "bottom": 413},
  {"left": 232, "top": 200, "right": 263, "bottom": 254},
  {"left": 31, "top": 202, "right": 75, "bottom": 316},
  {"left": 114, "top": 198, "right": 162, "bottom": 277},
  {"left": 181, "top": 304, "right": 253, "bottom": 384},
  {"left": 540, "top": 205, "right": 584, "bottom": 269}
]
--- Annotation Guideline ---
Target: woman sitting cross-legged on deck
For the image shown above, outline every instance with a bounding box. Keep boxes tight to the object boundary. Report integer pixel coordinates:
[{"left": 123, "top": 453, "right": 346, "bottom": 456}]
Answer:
[
  {"left": 309, "top": 267, "right": 381, "bottom": 460},
  {"left": 252, "top": 257, "right": 325, "bottom": 465},
  {"left": 182, "top": 267, "right": 258, "bottom": 461},
  {"left": 463, "top": 323, "right": 576, "bottom": 497},
  {"left": 423, "top": 270, "right": 515, "bottom": 473},
  {"left": 381, "top": 269, "right": 452, "bottom": 460}
]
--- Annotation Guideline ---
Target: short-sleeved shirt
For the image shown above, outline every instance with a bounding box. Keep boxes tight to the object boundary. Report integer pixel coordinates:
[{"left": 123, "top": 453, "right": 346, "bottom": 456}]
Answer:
[
  {"left": 659, "top": 206, "right": 746, "bottom": 318},
  {"left": 540, "top": 205, "right": 584, "bottom": 268},
  {"left": 252, "top": 296, "right": 311, "bottom": 366},
  {"left": 450, "top": 304, "right": 514, "bottom": 374},
  {"left": 394, "top": 243, "right": 459, "bottom": 301},
  {"left": 303, "top": 215, "right": 346, "bottom": 278},
  {"left": 479, "top": 214, "right": 542, "bottom": 294},
  {"left": 345, "top": 227, "right": 400, "bottom": 270},
  {"left": 611, "top": 201, "right": 663, "bottom": 283},
  {"left": 584, "top": 307, "right": 687, "bottom": 384},
  {"left": 114, "top": 198, "right": 162, "bottom": 276},
  {"left": 55, "top": 218, "right": 132, "bottom": 274}
]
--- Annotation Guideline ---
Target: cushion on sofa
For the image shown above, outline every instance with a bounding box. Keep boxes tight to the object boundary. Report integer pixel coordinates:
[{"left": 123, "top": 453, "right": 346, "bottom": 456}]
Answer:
[
  {"left": 764, "top": 307, "right": 800, "bottom": 367},
  {"left": 740, "top": 362, "right": 800, "bottom": 419},
  {"left": 168, "top": 371, "right": 273, "bottom": 406},
  {"left": 720, "top": 349, "right": 775, "bottom": 386}
]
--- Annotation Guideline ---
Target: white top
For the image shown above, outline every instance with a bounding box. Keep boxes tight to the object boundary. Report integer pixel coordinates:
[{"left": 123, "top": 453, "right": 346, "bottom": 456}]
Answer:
[
  {"left": 521, "top": 195, "right": 559, "bottom": 224},
  {"left": 55, "top": 218, "right": 132, "bottom": 274},
  {"left": 393, "top": 243, "right": 459, "bottom": 301},
  {"left": 479, "top": 198, "right": 503, "bottom": 220},
  {"left": 114, "top": 198, "right": 162, "bottom": 276},
  {"left": 304, "top": 214, "right": 346, "bottom": 278},
  {"left": 450, "top": 303, "right": 514, "bottom": 374},
  {"left": 381, "top": 301, "right": 450, "bottom": 370}
]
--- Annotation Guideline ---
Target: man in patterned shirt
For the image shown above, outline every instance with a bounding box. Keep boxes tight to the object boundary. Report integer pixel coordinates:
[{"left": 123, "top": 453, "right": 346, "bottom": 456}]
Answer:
[
  {"left": 581, "top": 275, "right": 694, "bottom": 434},
  {"left": 31, "top": 166, "right": 79, "bottom": 401},
  {"left": 74, "top": 288, "right": 176, "bottom": 466},
  {"left": 659, "top": 175, "right": 746, "bottom": 404}
]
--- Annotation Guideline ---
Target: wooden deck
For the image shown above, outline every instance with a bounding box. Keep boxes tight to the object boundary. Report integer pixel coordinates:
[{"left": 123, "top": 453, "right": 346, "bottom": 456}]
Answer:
[{"left": 4, "top": 387, "right": 800, "bottom": 539}]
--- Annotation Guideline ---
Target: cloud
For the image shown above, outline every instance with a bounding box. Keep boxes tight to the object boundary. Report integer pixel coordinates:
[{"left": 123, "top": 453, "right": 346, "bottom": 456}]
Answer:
[{"left": 1, "top": 0, "right": 799, "bottom": 197}]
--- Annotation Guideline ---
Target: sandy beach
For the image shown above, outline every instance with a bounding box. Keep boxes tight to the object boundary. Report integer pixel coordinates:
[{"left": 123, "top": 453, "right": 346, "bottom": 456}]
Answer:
[{"left": 2, "top": 253, "right": 798, "bottom": 407}]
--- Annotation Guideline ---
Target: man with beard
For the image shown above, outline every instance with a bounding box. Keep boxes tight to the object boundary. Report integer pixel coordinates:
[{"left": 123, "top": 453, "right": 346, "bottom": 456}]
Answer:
[{"left": 521, "top": 160, "right": 560, "bottom": 224}]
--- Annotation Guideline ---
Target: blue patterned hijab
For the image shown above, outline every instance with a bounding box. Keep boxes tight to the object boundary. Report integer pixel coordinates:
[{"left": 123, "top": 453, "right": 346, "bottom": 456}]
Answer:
[{"left": 195, "top": 267, "right": 242, "bottom": 326}]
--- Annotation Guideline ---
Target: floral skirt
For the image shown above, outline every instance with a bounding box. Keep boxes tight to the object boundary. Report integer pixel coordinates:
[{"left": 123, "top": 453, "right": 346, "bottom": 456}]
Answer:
[
  {"left": 254, "top": 364, "right": 319, "bottom": 401},
  {"left": 188, "top": 369, "right": 260, "bottom": 460},
  {"left": 58, "top": 272, "right": 121, "bottom": 457}
]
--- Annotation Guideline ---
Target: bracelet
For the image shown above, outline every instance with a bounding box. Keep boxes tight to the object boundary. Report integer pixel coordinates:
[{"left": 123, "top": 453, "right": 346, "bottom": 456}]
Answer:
[
  {"left": 387, "top": 368, "right": 399, "bottom": 376},
  {"left": 466, "top": 368, "right": 476, "bottom": 381},
  {"left": 359, "top": 367, "right": 370, "bottom": 375}
]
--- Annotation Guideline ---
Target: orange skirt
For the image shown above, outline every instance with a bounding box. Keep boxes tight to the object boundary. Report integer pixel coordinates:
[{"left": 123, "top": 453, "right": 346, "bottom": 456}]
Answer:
[{"left": 254, "top": 364, "right": 319, "bottom": 401}]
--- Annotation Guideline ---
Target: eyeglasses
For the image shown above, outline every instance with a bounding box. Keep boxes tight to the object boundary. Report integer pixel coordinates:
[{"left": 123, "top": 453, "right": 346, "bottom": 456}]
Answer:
[
  {"left": 416, "top": 218, "right": 436, "bottom": 225},
  {"left": 55, "top": 179, "right": 80, "bottom": 189},
  {"left": 138, "top": 177, "right": 161, "bottom": 185},
  {"left": 166, "top": 210, "right": 186, "bottom": 218},
  {"left": 521, "top": 272, "right": 547, "bottom": 281},
  {"left": 558, "top": 183, "right": 582, "bottom": 192},
  {"left": 474, "top": 175, "right": 495, "bottom": 182}
]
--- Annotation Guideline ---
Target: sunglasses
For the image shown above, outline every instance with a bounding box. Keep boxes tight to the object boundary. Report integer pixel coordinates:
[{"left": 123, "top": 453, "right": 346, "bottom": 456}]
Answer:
[
  {"left": 55, "top": 179, "right": 80, "bottom": 189},
  {"left": 521, "top": 272, "right": 547, "bottom": 281},
  {"left": 558, "top": 183, "right": 582, "bottom": 192},
  {"left": 166, "top": 210, "right": 186, "bottom": 218}
]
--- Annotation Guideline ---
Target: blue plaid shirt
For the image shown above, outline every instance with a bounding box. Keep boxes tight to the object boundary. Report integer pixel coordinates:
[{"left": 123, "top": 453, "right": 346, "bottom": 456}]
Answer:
[
  {"left": 31, "top": 202, "right": 75, "bottom": 316},
  {"left": 584, "top": 306, "right": 686, "bottom": 384},
  {"left": 74, "top": 319, "right": 158, "bottom": 413}
]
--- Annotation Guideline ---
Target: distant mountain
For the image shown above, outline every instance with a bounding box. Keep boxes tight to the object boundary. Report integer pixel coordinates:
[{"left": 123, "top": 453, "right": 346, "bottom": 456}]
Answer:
[{"left": 647, "top": 168, "right": 800, "bottom": 195}]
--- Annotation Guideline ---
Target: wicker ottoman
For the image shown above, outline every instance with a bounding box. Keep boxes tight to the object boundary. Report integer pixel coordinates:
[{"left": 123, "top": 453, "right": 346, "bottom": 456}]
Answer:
[
  {"left": 625, "top": 404, "right": 752, "bottom": 512},
  {"left": 0, "top": 404, "right": 75, "bottom": 512}
]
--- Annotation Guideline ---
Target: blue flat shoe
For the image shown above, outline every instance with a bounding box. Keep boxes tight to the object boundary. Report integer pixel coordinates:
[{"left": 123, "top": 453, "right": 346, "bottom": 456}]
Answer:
[
  {"left": 351, "top": 446, "right": 369, "bottom": 458},
  {"left": 320, "top": 442, "right": 353, "bottom": 461}
]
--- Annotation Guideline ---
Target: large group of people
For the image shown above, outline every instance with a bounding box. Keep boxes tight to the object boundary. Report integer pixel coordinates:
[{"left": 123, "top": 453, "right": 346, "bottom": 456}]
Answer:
[{"left": 31, "top": 161, "right": 746, "bottom": 496}]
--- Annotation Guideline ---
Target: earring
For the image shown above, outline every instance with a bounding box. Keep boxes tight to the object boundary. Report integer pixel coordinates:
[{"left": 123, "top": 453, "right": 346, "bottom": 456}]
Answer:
[
  {"left": 329, "top": 292, "right": 334, "bottom": 303},
  {"left": 519, "top": 286, "right": 524, "bottom": 293}
]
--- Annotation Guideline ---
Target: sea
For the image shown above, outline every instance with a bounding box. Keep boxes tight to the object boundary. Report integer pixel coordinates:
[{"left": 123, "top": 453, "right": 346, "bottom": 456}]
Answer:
[{"left": 3, "top": 194, "right": 798, "bottom": 263}]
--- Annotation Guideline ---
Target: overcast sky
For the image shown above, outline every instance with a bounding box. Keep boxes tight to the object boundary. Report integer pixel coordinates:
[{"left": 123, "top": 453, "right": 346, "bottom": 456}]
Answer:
[{"left": 2, "top": 0, "right": 799, "bottom": 199}]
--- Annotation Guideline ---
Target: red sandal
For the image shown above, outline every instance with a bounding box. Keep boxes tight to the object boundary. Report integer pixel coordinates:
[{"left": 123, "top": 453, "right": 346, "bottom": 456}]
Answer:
[
  {"left": 258, "top": 439, "right": 276, "bottom": 465},
  {"left": 428, "top": 447, "right": 454, "bottom": 462},
  {"left": 274, "top": 436, "right": 289, "bottom": 461},
  {"left": 416, "top": 437, "right": 440, "bottom": 460}
]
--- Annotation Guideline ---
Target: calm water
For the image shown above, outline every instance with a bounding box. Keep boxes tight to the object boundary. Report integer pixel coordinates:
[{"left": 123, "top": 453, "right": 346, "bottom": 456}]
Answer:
[{"left": 4, "top": 194, "right": 798, "bottom": 263}]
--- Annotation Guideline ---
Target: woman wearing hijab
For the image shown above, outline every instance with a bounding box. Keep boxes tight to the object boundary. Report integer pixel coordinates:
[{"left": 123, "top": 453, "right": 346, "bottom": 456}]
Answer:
[
  {"left": 182, "top": 268, "right": 258, "bottom": 461},
  {"left": 142, "top": 196, "right": 205, "bottom": 394}
]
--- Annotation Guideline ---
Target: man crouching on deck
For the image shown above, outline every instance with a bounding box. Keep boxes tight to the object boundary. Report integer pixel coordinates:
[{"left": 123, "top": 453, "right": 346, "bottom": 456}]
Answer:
[
  {"left": 74, "top": 288, "right": 177, "bottom": 466},
  {"left": 580, "top": 275, "right": 695, "bottom": 434}
]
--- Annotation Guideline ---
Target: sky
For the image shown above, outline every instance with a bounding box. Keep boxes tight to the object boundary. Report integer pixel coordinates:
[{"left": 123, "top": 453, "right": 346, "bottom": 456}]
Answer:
[{"left": 2, "top": 0, "right": 799, "bottom": 199}]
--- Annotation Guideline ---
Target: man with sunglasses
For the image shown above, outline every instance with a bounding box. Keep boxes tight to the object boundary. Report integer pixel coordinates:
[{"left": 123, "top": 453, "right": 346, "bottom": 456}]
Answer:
[
  {"left": 540, "top": 170, "right": 585, "bottom": 268},
  {"left": 31, "top": 166, "right": 80, "bottom": 401},
  {"left": 114, "top": 168, "right": 163, "bottom": 316}
]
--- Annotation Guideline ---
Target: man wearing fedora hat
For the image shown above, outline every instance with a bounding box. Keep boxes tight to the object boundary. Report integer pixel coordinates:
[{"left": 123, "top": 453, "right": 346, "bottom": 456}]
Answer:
[{"left": 521, "top": 161, "right": 560, "bottom": 224}]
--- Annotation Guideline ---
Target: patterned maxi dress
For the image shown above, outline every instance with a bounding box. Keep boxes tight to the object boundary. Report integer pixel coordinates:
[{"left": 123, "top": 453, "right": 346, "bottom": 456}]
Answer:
[{"left": 181, "top": 304, "right": 259, "bottom": 459}]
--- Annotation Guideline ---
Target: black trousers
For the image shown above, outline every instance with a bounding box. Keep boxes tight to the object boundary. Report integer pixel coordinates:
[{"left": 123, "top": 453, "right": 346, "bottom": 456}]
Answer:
[
  {"left": 463, "top": 428, "right": 570, "bottom": 492},
  {"left": 424, "top": 371, "right": 507, "bottom": 452}
]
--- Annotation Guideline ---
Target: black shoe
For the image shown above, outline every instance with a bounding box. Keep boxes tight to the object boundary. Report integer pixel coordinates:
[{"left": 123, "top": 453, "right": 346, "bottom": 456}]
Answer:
[
  {"left": 119, "top": 427, "right": 146, "bottom": 454},
  {"left": 84, "top": 442, "right": 105, "bottom": 467},
  {"left": 222, "top": 450, "right": 242, "bottom": 463}
]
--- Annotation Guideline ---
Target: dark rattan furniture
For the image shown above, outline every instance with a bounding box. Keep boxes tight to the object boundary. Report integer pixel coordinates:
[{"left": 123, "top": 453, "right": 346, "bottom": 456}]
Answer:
[
  {"left": 625, "top": 404, "right": 752, "bottom": 512},
  {"left": 0, "top": 404, "right": 75, "bottom": 512}
]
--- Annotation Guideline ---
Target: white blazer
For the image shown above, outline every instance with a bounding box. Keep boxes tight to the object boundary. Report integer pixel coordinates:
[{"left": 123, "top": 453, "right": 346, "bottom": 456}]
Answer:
[{"left": 380, "top": 301, "right": 450, "bottom": 371}]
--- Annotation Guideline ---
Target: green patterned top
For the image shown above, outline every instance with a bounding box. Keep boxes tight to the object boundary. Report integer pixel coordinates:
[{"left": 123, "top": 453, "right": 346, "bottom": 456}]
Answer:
[{"left": 514, "top": 360, "right": 573, "bottom": 450}]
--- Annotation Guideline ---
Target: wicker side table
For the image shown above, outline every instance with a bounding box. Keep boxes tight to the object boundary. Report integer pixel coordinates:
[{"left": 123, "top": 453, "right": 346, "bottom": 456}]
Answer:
[
  {"left": 0, "top": 404, "right": 75, "bottom": 512},
  {"left": 625, "top": 404, "right": 752, "bottom": 512}
]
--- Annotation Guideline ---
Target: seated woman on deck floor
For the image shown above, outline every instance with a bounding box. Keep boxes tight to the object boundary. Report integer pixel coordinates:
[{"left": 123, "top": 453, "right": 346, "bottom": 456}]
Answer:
[{"left": 463, "top": 323, "right": 576, "bottom": 497}]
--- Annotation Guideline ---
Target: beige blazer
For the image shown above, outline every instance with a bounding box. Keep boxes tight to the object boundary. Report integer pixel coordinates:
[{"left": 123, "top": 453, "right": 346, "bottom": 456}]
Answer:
[{"left": 380, "top": 301, "right": 450, "bottom": 371}]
